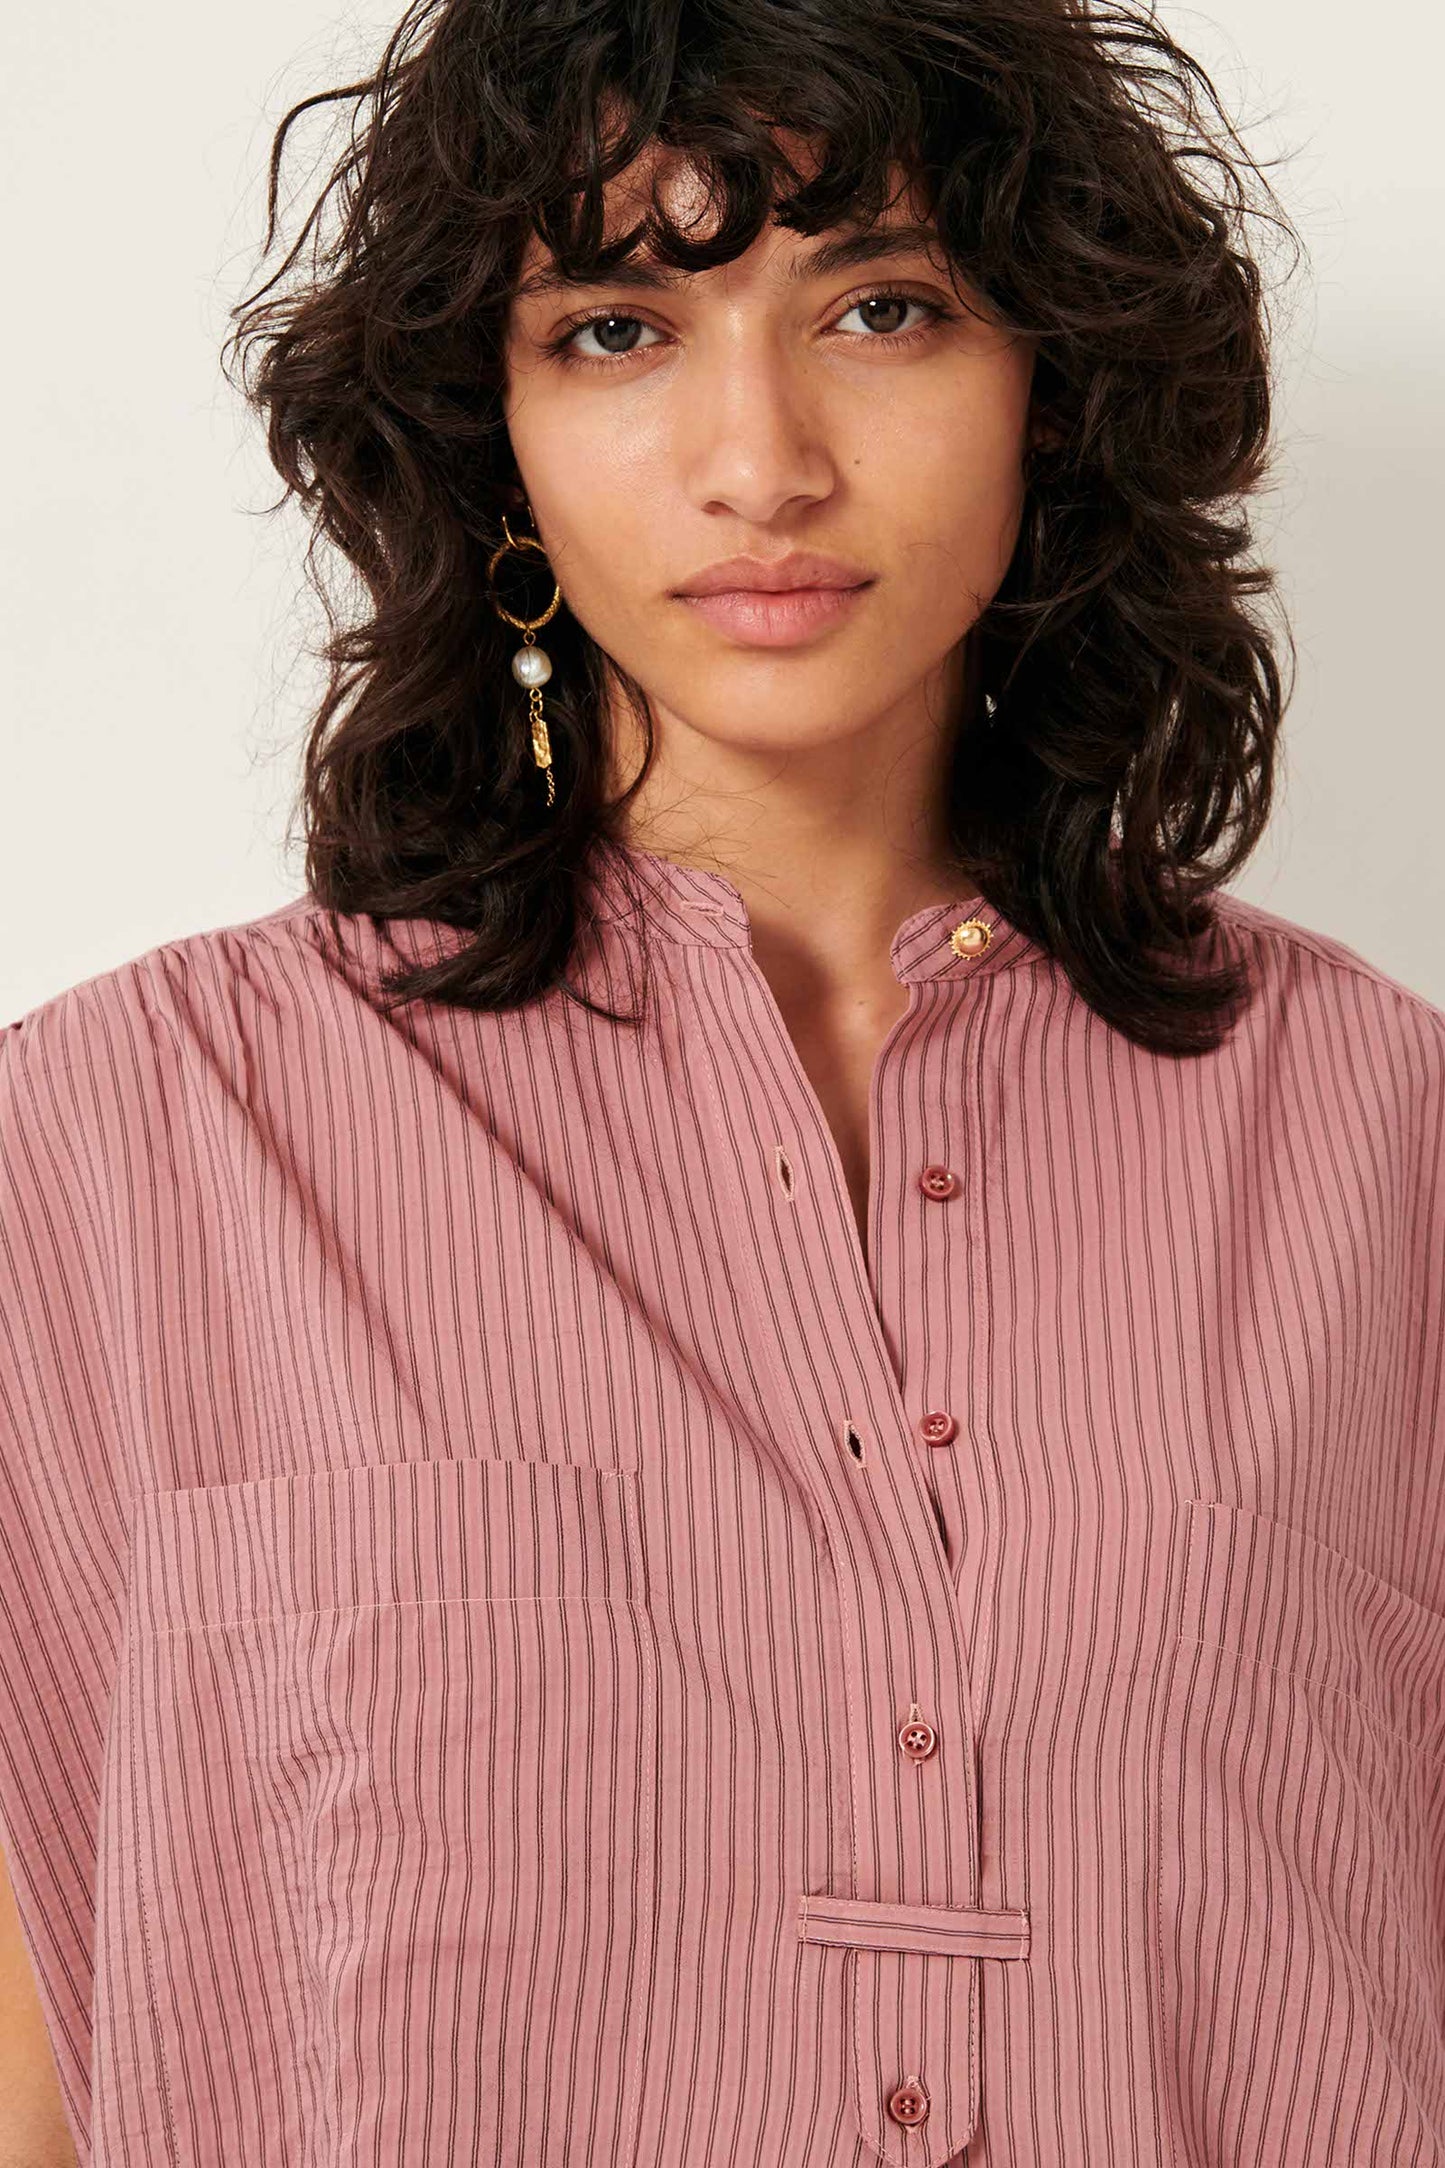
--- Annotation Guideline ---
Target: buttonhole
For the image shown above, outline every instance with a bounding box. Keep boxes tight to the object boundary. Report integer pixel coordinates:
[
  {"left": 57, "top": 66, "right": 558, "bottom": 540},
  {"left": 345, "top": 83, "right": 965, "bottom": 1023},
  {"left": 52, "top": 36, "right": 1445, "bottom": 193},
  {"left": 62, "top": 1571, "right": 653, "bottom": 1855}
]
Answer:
[
  {"left": 773, "top": 1144, "right": 796, "bottom": 1200},
  {"left": 842, "top": 1420, "right": 865, "bottom": 1463}
]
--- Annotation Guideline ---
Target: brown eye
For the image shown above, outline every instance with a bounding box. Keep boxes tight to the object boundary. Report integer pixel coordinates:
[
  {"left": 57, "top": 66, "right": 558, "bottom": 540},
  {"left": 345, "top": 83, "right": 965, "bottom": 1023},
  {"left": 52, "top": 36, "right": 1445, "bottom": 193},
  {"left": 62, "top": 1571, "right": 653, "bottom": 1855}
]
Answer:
[
  {"left": 558, "top": 312, "right": 661, "bottom": 360},
  {"left": 854, "top": 296, "right": 912, "bottom": 334},
  {"left": 834, "top": 291, "right": 946, "bottom": 339}
]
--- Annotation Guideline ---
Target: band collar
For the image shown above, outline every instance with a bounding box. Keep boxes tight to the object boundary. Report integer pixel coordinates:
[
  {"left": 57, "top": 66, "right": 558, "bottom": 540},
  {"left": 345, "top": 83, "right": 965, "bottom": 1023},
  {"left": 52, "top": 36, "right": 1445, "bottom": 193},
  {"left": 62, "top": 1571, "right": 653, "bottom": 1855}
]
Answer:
[{"left": 576, "top": 834, "right": 1047, "bottom": 988}]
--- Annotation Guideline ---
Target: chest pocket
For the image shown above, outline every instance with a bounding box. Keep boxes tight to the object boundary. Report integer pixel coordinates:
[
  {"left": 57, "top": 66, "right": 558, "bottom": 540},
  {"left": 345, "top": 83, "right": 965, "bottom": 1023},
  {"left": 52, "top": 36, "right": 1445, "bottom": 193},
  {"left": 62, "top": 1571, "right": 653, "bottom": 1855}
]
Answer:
[
  {"left": 1154, "top": 1497, "right": 1445, "bottom": 2161},
  {"left": 114, "top": 1457, "right": 659, "bottom": 2168}
]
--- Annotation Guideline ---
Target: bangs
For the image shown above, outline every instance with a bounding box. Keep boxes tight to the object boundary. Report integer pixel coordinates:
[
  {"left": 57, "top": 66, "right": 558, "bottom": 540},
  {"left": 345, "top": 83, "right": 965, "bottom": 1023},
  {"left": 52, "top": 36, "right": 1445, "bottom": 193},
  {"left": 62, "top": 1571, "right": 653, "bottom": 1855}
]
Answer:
[{"left": 486, "top": 3, "right": 1016, "bottom": 299}]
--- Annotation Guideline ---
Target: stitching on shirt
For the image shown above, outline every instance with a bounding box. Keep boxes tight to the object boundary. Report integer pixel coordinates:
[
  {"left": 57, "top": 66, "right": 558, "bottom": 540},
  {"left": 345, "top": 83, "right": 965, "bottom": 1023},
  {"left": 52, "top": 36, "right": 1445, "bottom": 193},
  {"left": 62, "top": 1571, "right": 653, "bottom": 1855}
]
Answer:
[
  {"left": 1174, "top": 1628, "right": 1433, "bottom": 1755},
  {"left": 148, "top": 1593, "right": 653, "bottom": 1635},
  {"left": 1153, "top": 1667, "right": 1181, "bottom": 2168},
  {"left": 150, "top": 1460, "right": 642, "bottom": 1503},
  {"left": 958, "top": 990, "right": 1001, "bottom": 1759},
  {"left": 849, "top": 1944, "right": 870, "bottom": 2159},
  {"left": 128, "top": 1631, "right": 181, "bottom": 2168},
  {"left": 1153, "top": 1518, "right": 1186, "bottom": 2168},
  {"left": 963, "top": 1955, "right": 979, "bottom": 2159},
  {"left": 617, "top": 1483, "right": 660, "bottom": 2167}
]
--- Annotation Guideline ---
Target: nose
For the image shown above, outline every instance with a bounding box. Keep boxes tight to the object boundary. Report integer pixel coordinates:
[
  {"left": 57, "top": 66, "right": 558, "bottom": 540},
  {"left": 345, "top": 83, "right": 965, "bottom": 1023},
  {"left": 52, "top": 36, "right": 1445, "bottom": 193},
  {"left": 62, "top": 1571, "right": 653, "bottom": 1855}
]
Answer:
[{"left": 678, "top": 335, "right": 839, "bottom": 525}]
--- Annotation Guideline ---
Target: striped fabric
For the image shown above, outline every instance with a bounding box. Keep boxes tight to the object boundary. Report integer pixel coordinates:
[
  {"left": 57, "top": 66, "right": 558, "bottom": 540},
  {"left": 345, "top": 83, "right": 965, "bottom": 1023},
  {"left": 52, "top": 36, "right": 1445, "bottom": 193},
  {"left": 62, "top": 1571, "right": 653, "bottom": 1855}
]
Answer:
[{"left": 1, "top": 833, "right": 1443, "bottom": 2168}]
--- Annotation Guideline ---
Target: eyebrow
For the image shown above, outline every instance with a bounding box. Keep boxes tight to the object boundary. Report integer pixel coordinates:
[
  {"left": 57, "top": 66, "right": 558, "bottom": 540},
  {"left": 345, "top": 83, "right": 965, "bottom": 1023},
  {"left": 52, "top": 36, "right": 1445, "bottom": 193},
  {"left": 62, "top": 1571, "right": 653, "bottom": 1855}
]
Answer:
[{"left": 512, "top": 220, "right": 949, "bottom": 301}]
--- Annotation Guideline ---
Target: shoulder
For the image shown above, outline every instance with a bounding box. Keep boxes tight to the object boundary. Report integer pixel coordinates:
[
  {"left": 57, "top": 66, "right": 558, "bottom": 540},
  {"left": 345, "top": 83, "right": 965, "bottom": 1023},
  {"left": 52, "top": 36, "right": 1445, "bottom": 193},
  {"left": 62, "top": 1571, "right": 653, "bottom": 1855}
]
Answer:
[
  {"left": 3, "top": 897, "right": 324, "bottom": 1045},
  {"left": 1, "top": 894, "right": 335, "bottom": 1113},
  {"left": 1209, "top": 886, "right": 1445, "bottom": 1084},
  {"left": 0, "top": 894, "right": 497, "bottom": 1157}
]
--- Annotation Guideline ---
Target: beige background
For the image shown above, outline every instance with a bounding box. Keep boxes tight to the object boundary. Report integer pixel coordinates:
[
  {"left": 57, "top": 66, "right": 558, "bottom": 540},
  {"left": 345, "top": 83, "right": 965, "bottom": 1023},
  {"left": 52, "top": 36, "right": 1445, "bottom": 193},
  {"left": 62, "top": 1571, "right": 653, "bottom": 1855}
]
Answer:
[{"left": 2, "top": 2, "right": 1439, "bottom": 1020}]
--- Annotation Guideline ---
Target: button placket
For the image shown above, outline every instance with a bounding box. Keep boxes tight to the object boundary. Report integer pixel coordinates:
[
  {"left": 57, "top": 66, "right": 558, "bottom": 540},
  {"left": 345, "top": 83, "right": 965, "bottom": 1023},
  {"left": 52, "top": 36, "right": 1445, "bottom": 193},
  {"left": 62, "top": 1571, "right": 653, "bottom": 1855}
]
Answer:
[{"left": 684, "top": 940, "right": 1030, "bottom": 2168}]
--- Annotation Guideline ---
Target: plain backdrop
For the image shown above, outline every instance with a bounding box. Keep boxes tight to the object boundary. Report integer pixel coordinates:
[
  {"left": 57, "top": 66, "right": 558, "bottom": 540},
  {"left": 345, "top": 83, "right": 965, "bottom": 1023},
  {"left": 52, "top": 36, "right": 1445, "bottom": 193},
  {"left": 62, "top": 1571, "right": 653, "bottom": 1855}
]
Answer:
[{"left": 2, "top": 1, "right": 1440, "bottom": 1021}]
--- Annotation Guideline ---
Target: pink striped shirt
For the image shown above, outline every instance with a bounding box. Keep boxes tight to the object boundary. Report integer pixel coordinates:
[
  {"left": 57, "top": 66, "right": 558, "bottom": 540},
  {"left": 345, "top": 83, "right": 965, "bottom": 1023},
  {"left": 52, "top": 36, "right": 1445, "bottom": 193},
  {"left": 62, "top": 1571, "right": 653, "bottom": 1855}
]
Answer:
[{"left": 2, "top": 835, "right": 1444, "bottom": 2167}]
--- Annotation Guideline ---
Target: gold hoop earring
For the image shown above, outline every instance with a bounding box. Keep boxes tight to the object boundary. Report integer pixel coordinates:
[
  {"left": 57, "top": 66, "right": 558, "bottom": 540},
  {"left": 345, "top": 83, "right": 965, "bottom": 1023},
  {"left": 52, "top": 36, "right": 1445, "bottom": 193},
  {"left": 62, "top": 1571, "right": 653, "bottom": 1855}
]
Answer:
[{"left": 486, "top": 509, "right": 563, "bottom": 807}]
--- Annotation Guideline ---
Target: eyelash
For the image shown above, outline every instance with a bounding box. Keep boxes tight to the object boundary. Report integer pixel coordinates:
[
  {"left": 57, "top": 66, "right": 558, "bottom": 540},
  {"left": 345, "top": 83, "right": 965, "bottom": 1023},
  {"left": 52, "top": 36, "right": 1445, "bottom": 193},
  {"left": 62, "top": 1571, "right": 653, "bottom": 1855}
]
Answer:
[{"left": 541, "top": 286, "right": 955, "bottom": 367}]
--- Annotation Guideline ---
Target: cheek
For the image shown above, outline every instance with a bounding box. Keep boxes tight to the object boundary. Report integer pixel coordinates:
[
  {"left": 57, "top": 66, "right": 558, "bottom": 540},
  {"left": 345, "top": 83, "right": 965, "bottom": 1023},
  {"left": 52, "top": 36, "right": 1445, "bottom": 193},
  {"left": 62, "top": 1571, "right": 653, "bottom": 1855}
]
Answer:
[
  {"left": 504, "top": 410, "right": 656, "bottom": 618},
  {"left": 911, "top": 377, "right": 1032, "bottom": 570},
  {"left": 528, "top": 472, "right": 665, "bottom": 652}
]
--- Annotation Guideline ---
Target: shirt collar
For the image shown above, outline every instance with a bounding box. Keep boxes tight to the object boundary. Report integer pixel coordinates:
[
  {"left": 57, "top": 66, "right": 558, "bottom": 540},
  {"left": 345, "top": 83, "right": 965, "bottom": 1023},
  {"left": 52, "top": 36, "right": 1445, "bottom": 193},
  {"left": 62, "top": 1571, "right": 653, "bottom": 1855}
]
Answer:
[{"left": 576, "top": 835, "right": 1046, "bottom": 988}]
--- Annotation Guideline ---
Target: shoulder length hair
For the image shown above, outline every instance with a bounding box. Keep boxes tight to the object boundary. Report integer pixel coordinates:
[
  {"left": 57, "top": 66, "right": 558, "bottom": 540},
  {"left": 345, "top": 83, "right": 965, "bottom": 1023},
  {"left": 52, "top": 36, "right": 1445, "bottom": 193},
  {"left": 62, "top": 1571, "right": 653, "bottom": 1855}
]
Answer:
[{"left": 225, "top": 0, "right": 1302, "bottom": 1056}]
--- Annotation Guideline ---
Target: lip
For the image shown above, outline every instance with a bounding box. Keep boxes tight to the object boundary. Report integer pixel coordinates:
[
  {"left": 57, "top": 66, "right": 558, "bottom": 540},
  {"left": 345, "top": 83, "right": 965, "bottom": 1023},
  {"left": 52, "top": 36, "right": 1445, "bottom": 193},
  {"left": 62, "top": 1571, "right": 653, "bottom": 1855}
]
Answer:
[
  {"left": 672, "top": 551, "right": 875, "bottom": 647},
  {"left": 673, "top": 550, "right": 874, "bottom": 596},
  {"left": 677, "top": 584, "right": 872, "bottom": 647}
]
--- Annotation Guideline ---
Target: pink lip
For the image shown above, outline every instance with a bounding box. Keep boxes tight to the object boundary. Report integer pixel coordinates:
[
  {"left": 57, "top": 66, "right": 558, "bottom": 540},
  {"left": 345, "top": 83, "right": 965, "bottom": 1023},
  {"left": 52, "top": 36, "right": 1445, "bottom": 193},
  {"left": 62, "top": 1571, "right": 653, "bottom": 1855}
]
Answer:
[
  {"left": 674, "top": 550, "right": 873, "bottom": 594},
  {"left": 677, "top": 583, "right": 872, "bottom": 647}
]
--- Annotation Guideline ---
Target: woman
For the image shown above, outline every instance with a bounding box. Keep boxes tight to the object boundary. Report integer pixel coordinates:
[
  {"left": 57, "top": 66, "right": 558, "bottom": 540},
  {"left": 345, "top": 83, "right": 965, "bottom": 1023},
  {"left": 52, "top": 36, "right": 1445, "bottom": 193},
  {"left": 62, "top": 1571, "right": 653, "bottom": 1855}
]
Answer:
[{"left": 2, "top": 1, "right": 1442, "bottom": 2164}]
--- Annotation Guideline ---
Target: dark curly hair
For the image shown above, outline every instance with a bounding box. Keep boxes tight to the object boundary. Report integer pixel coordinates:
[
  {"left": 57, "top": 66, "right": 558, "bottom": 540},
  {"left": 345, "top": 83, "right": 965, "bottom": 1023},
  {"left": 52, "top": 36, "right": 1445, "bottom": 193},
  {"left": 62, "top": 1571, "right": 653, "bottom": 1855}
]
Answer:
[{"left": 224, "top": 0, "right": 1302, "bottom": 1055}]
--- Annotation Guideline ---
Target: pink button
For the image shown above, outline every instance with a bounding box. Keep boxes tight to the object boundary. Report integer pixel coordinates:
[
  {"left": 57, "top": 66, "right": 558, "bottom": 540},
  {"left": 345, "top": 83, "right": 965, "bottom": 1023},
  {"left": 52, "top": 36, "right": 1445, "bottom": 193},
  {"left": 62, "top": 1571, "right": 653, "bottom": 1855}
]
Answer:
[
  {"left": 918, "top": 1164, "right": 959, "bottom": 1200},
  {"left": 918, "top": 1409, "right": 958, "bottom": 1447},
  {"left": 897, "top": 1715, "right": 938, "bottom": 1761},
  {"left": 887, "top": 2078, "right": 930, "bottom": 2127}
]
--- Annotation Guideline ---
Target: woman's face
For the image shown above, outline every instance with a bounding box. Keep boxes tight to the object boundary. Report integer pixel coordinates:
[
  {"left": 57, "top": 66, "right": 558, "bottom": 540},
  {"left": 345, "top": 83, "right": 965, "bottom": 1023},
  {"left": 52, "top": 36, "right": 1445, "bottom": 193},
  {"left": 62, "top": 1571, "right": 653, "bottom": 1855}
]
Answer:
[{"left": 502, "top": 136, "right": 1038, "bottom": 778}]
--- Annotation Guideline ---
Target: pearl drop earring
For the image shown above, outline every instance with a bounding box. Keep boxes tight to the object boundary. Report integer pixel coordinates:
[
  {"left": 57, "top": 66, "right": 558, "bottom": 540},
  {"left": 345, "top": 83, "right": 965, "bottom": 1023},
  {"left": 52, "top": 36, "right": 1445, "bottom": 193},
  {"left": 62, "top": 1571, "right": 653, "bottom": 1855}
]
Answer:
[{"left": 486, "top": 508, "right": 563, "bottom": 807}]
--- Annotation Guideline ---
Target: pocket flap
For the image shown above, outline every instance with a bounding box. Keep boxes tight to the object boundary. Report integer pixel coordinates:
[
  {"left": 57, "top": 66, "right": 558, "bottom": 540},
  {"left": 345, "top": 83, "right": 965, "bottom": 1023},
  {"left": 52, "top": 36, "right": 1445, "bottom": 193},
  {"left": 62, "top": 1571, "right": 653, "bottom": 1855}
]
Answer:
[
  {"left": 133, "top": 1456, "right": 645, "bottom": 1631},
  {"left": 1178, "top": 1498, "right": 1445, "bottom": 1747}
]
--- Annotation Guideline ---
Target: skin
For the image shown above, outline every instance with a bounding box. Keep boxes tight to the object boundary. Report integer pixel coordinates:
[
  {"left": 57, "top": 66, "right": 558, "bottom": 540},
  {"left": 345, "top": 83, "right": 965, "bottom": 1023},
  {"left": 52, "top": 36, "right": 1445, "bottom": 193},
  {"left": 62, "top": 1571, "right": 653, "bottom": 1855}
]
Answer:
[
  {"left": 0, "top": 1835, "right": 78, "bottom": 2167},
  {"left": 502, "top": 129, "right": 1043, "bottom": 1244}
]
